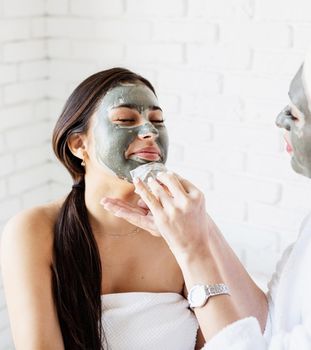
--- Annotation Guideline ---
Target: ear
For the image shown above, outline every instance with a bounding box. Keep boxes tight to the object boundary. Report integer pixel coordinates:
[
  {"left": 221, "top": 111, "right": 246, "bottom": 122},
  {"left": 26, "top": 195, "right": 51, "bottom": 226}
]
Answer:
[{"left": 68, "top": 133, "right": 88, "bottom": 161}]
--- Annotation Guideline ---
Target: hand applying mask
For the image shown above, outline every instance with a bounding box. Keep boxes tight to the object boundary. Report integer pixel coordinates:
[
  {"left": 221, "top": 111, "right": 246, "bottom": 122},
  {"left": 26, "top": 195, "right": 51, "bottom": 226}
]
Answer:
[{"left": 93, "top": 83, "right": 169, "bottom": 182}]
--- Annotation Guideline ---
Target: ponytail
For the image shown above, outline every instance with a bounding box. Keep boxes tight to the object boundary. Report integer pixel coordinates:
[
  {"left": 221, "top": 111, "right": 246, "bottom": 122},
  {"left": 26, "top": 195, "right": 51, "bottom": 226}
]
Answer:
[
  {"left": 51, "top": 68, "right": 156, "bottom": 349},
  {"left": 52, "top": 180, "right": 104, "bottom": 349}
]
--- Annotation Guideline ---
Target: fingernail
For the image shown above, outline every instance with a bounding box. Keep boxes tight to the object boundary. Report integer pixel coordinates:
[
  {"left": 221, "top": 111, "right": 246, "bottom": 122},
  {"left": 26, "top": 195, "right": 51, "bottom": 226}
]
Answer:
[{"left": 133, "top": 177, "right": 140, "bottom": 184}]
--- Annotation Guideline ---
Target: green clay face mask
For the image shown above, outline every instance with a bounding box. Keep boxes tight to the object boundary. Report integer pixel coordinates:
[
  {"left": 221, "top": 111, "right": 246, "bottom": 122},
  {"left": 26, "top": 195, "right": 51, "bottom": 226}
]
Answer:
[
  {"left": 93, "top": 84, "right": 169, "bottom": 182},
  {"left": 276, "top": 64, "right": 311, "bottom": 177}
]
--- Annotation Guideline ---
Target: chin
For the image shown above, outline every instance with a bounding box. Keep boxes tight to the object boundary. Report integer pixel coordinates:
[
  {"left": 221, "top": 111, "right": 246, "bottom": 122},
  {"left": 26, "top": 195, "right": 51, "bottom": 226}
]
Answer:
[{"left": 291, "top": 158, "right": 311, "bottom": 178}]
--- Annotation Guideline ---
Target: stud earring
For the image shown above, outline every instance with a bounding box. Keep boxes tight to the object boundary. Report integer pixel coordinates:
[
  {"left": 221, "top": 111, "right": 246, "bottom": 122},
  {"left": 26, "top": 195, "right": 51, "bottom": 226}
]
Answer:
[{"left": 81, "top": 155, "right": 86, "bottom": 167}]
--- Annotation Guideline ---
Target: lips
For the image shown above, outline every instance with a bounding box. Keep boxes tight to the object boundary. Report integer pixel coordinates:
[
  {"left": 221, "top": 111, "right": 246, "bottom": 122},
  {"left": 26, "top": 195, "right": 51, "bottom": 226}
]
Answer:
[
  {"left": 284, "top": 137, "right": 293, "bottom": 154},
  {"left": 129, "top": 146, "right": 161, "bottom": 161}
]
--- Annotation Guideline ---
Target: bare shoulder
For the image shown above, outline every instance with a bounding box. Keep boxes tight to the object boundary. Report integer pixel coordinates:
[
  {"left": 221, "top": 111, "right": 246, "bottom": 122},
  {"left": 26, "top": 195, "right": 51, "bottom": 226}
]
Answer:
[{"left": 1, "top": 198, "right": 64, "bottom": 265}]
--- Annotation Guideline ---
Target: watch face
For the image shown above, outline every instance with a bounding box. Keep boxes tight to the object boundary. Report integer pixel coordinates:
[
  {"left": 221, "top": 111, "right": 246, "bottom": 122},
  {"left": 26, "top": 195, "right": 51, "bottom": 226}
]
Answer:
[{"left": 189, "top": 285, "right": 208, "bottom": 308}]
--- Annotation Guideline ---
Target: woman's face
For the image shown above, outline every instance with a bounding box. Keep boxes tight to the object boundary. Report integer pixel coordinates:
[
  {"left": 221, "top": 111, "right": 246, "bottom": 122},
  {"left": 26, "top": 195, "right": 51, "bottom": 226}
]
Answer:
[
  {"left": 91, "top": 83, "right": 169, "bottom": 182},
  {"left": 276, "top": 64, "right": 311, "bottom": 178}
]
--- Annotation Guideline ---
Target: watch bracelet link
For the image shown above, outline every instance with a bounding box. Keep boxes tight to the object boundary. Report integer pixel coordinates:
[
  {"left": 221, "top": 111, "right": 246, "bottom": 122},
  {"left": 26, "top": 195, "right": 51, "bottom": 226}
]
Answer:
[
  {"left": 188, "top": 283, "right": 230, "bottom": 309},
  {"left": 208, "top": 283, "right": 229, "bottom": 296}
]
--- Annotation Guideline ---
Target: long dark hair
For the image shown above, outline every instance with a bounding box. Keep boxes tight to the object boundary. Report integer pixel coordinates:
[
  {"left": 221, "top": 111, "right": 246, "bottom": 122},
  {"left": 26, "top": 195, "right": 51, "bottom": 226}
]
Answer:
[{"left": 51, "top": 68, "right": 156, "bottom": 349}]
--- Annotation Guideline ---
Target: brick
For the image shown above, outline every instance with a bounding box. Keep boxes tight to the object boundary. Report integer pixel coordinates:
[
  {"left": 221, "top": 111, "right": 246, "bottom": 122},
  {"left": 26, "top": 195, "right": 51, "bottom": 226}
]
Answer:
[
  {"left": 213, "top": 121, "right": 283, "bottom": 153},
  {"left": 156, "top": 93, "right": 180, "bottom": 115},
  {"left": 281, "top": 183, "right": 311, "bottom": 210},
  {"left": 247, "top": 153, "right": 299, "bottom": 180},
  {"left": 243, "top": 97, "right": 288, "bottom": 123},
  {"left": 0, "top": 154, "right": 14, "bottom": 176},
  {"left": 33, "top": 99, "right": 49, "bottom": 120},
  {"left": 158, "top": 69, "right": 222, "bottom": 94},
  {"left": 3, "top": 0, "right": 44, "bottom": 17},
  {"left": 19, "top": 60, "right": 48, "bottom": 80},
  {"left": 0, "top": 179, "right": 6, "bottom": 200},
  {"left": 153, "top": 21, "right": 217, "bottom": 43},
  {"left": 8, "top": 164, "right": 50, "bottom": 195},
  {"left": 0, "top": 197, "right": 21, "bottom": 222},
  {"left": 293, "top": 25, "right": 311, "bottom": 50},
  {"left": 126, "top": 44, "right": 183, "bottom": 64},
  {"left": 187, "top": 44, "right": 251, "bottom": 70},
  {"left": 0, "top": 19, "right": 30, "bottom": 41},
  {"left": 181, "top": 94, "right": 244, "bottom": 121},
  {"left": 49, "top": 61, "right": 97, "bottom": 84},
  {"left": 252, "top": 50, "right": 303, "bottom": 76},
  {"left": 188, "top": 0, "right": 254, "bottom": 20},
  {"left": 72, "top": 42, "right": 124, "bottom": 61},
  {"left": 46, "top": 0, "right": 69, "bottom": 15},
  {"left": 166, "top": 142, "right": 185, "bottom": 164},
  {"left": 255, "top": 0, "right": 311, "bottom": 21},
  {"left": 0, "top": 104, "right": 33, "bottom": 132},
  {"left": 220, "top": 22, "right": 291, "bottom": 49},
  {"left": 167, "top": 119, "right": 213, "bottom": 144},
  {"left": 22, "top": 184, "right": 51, "bottom": 207},
  {"left": 214, "top": 172, "right": 281, "bottom": 204},
  {"left": 95, "top": 20, "right": 151, "bottom": 41},
  {"left": 184, "top": 146, "right": 246, "bottom": 173},
  {"left": 70, "top": 0, "right": 123, "bottom": 16},
  {"left": 0, "top": 64, "right": 18, "bottom": 84},
  {"left": 248, "top": 202, "right": 309, "bottom": 232},
  {"left": 46, "top": 18, "right": 95, "bottom": 38},
  {"left": 3, "top": 40, "right": 46, "bottom": 63},
  {"left": 224, "top": 73, "right": 290, "bottom": 100},
  {"left": 5, "top": 121, "right": 51, "bottom": 151},
  {"left": 127, "top": 0, "right": 184, "bottom": 17},
  {"left": 15, "top": 143, "right": 50, "bottom": 170},
  {"left": 205, "top": 191, "right": 246, "bottom": 221},
  {"left": 31, "top": 17, "right": 46, "bottom": 38},
  {"left": 49, "top": 182, "right": 69, "bottom": 200},
  {"left": 49, "top": 162, "right": 72, "bottom": 187},
  {"left": 48, "top": 80, "right": 71, "bottom": 100},
  {"left": 4, "top": 80, "right": 47, "bottom": 104},
  {"left": 47, "top": 39, "right": 73, "bottom": 59}
]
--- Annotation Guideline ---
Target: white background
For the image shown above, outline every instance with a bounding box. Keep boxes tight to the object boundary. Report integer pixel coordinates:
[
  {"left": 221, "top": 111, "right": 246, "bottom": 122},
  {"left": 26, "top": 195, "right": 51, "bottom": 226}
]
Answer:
[{"left": 0, "top": 0, "right": 311, "bottom": 348}]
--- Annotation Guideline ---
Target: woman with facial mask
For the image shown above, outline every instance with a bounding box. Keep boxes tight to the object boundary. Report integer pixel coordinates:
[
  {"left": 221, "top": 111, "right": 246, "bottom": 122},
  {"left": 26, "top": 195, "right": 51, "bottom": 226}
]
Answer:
[
  {"left": 102, "top": 53, "right": 311, "bottom": 349},
  {"left": 1, "top": 68, "right": 205, "bottom": 349}
]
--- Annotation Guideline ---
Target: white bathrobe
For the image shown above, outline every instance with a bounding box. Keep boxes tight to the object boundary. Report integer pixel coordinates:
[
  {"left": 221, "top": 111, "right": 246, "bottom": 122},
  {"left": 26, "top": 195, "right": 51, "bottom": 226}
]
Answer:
[{"left": 204, "top": 214, "right": 311, "bottom": 350}]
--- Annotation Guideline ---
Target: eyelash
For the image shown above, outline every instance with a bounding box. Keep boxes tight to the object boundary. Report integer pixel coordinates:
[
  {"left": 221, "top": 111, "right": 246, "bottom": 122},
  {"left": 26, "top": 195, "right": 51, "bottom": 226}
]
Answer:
[
  {"left": 116, "top": 119, "right": 164, "bottom": 123},
  {"left": 285, "top": 110, "right": 298, "bottom": 121}
]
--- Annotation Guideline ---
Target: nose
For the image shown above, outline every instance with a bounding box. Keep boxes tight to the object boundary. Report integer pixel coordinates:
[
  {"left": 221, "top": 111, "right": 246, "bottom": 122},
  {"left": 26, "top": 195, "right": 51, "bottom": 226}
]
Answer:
[
  {"left": 137, "top": 122, "right": 159, "bottom": 139},
  {"left": 275, "top": 108, "right": 291, "bottom": 131}
]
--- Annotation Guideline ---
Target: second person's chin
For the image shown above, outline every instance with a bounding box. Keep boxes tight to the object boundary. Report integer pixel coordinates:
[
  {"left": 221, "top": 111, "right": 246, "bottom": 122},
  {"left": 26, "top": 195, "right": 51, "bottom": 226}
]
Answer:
[{"left": 291, "top": 158, "right": 311, "bottom": 178}]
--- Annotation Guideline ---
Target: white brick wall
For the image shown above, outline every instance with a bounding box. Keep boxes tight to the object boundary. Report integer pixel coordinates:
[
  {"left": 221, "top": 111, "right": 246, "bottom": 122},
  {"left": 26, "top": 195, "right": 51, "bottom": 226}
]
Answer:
[{"left": 1, "top": 0, "right": 311, "bottom": 348}]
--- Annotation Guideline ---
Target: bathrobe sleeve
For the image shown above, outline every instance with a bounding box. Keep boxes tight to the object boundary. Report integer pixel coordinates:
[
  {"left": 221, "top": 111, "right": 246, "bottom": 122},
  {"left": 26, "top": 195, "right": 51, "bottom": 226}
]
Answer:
[{"left": 201, "top": 214, "right": 311, "bottom": 350}]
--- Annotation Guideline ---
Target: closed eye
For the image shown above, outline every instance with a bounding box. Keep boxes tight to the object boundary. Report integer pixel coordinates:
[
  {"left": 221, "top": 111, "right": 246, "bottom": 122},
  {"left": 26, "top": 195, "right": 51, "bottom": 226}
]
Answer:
[{"left": 284, "top": 109, "right": 299, "bottom": 121}]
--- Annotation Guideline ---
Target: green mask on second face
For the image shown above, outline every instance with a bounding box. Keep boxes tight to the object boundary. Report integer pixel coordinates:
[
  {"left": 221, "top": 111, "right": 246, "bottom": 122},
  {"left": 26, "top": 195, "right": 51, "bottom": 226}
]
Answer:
[
  {"left": 276, "top": 64, "right": 311, "bottom": 178},
  {"left": 93, "top": 83, "right": 169, "bottom": 182}
]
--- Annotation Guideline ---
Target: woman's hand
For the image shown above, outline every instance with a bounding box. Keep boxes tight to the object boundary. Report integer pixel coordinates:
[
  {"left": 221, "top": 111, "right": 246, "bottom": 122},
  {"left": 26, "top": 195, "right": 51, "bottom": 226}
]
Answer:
[
  {"left": 101, "top": 172, "right": 212, "bottom": 261},
  {"left": 100, "top": 196, "right": 161, "bottom": 236}
]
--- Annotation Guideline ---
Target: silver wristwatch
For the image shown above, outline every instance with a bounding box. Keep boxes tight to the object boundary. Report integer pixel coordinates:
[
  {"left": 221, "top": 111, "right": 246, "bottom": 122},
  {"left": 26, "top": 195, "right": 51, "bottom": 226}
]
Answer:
[{"left": 187, "top": 283, "right": 230, "bottom": 309}]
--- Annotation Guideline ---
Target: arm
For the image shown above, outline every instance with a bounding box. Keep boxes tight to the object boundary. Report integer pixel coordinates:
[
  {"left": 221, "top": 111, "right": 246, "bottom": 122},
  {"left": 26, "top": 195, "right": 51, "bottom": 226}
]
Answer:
[
  {"left": 102, "top": 173, "right": 267, "bottom": 341},
  {"left": 1, "top": 209, "right": 65, "bottom": 350}
]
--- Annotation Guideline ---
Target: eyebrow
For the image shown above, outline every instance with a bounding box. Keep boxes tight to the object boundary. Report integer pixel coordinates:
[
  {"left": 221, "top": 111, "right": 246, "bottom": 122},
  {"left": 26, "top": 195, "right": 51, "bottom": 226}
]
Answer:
[{"left": 112, "top": 103, "right": 162, "bottom": 112}]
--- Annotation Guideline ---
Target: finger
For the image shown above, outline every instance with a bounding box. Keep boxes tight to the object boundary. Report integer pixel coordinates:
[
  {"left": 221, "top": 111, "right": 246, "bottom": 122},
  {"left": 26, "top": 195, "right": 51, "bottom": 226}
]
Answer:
[
  {"left": 173, "top": 173, "right": 202, "bottom": 198},
  {"left": 133, "top": 178, "right": 163, "bottom": 214},
  {"left": 101, "top": 199, "right": 161, "bottom": 237},
  {"left": 137, "top": 198, "right": 149, "bottom": 210},
  {"left": 147, "top": 177, "right": 174, "bottom": 208},
  {"left": 100, "top": 197, "right": 148, "bottom": 215},
  {"left": 156, "top": 172, "right": 188, "bottom": 199}
]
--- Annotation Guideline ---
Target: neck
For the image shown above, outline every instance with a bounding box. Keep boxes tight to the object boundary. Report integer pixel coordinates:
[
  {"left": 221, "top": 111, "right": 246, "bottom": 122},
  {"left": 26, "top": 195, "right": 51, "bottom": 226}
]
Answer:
[{"left": 84, "top": 172, "right": 140, "bottom": 236}]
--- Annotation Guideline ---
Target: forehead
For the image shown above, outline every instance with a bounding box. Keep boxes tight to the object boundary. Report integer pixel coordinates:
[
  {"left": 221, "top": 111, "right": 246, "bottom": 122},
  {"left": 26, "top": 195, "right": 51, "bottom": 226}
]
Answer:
[
  {"left": 100, "top": 83, "right": 158, "bottom": 110},
  {"left": 289, "top": 64, "right": 310, "bottom": 118}
]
